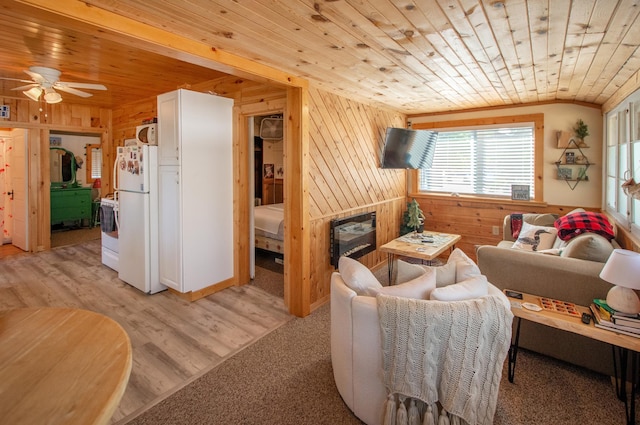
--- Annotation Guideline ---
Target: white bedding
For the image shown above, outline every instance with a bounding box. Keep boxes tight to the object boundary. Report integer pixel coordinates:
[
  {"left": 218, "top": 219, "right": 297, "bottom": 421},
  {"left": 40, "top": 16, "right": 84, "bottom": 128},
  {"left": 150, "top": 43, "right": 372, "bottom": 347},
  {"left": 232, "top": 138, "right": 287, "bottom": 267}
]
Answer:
[{"left": 255, "top": 203, "right": 284, "bottom": 240}]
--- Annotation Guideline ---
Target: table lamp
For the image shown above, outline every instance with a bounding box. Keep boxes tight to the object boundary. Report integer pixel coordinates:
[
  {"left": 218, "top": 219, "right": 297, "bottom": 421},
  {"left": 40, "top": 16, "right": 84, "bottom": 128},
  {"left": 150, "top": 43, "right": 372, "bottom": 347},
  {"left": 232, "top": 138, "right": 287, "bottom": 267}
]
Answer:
[{"left": 600, "top": 249, "right": 640, "bottom": 314}]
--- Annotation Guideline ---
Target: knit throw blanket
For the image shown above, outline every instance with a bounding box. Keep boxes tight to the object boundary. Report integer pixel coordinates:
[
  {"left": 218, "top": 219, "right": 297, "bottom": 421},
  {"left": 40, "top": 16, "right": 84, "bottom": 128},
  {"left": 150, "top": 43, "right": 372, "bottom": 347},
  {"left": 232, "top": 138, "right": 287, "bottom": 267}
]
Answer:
[{"left": 377, "top": 294, "right": 513, "bottom": 425}]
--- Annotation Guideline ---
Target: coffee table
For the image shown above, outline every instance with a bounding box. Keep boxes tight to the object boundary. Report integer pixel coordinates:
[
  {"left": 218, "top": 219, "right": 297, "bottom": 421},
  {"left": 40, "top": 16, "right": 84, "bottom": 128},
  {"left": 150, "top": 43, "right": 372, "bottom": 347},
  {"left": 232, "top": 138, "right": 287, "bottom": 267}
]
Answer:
[
  {"left": 379, "top": 231, "right": 461, "bottom": 284},
  {"left": 505, "top": 290, "right": 640, "bottom": 425}
]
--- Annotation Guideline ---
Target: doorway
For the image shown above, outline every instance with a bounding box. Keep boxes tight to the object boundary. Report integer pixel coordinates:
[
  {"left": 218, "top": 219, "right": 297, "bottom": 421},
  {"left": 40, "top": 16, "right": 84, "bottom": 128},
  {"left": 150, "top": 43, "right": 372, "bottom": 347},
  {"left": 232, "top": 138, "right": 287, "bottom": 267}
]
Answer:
[
  {"left": 49, "top": 131, "right": 102, "bottom": 247},
  {"left": 249, "top": 113, "right": 285, "bottom": 298}
]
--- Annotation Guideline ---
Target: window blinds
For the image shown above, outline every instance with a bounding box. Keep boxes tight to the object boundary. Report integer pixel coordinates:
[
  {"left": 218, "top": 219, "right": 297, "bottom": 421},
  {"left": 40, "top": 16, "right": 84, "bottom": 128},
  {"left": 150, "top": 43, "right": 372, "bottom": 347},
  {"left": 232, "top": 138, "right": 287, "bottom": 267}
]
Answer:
[{"left": 419, "top": 125, "right": 534, "bottom": 197}]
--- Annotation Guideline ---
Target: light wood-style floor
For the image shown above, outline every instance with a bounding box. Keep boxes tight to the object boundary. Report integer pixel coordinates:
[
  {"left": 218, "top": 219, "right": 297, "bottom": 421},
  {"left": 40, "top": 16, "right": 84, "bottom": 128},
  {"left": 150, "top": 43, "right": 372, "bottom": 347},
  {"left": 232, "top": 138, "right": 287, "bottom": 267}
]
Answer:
[{"left": 0, "top": 239, "right": 292, "bottom": 423}]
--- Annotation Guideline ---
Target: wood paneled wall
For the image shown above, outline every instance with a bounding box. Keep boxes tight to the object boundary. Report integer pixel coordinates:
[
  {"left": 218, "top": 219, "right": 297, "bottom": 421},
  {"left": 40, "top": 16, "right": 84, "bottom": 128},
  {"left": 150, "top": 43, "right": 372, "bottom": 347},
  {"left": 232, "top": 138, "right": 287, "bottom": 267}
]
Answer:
[
  {"left": 0, "top": 97, "right": 111, "bottom": 252},
  {"left": 411, "top": 194, "right": 604, "bottom": 261},
  {"left": 307, "top": 86, "right": 406, "bottom": 308}
]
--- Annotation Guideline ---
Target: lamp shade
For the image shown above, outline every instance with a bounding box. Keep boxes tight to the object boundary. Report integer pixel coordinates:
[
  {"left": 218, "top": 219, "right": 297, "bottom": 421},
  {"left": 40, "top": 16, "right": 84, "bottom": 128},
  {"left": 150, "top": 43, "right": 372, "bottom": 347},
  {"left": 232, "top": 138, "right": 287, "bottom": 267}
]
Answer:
[
  {"left": 600, "top": 249, "right": 640, "bottom": 290},
  {"left": 44, "top": 89, "right": 62, "bottom": 104},
  {"left": 23, "top": 86, "right": 42, "bottom": 101}
]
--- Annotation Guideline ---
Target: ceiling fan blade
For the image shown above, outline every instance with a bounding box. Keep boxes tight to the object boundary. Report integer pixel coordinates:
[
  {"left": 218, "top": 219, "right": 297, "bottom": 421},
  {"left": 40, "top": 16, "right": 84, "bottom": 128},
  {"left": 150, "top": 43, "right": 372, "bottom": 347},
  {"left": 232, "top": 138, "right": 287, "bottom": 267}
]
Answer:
[
  {"left": 0, "top": 77, "right": 34, "bottom": 84},
  {"left": 24, "top": 69, "right": 46, "bottom": 84},
  {"left": 56, "top": 81, "right": 107, "bottom": 90},
  {"left": 10, "top": 83, "right": 39, "bottom": 91},
  {"left": 54, "top": 85, "right": 93, "bottom": 98}
]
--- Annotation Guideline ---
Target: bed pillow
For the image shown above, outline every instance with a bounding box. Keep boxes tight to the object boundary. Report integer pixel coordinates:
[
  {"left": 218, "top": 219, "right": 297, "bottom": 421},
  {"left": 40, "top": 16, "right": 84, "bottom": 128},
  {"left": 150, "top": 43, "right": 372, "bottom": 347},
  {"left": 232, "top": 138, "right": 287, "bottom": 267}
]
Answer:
[
  {"left": 560, "top": 232, "right": 614, "bottom": 263},
  {"left": 373, "top": 267, "right": 436, "bottom": 300},
  {"left": 511, "top": 221, "right": 558, "bottom": 252},
  {"left": 338, "top": 256, "right": 382, "bottom": 296},
  {"left": 429, "top": 274, "right": 489, "bottom": 301}
]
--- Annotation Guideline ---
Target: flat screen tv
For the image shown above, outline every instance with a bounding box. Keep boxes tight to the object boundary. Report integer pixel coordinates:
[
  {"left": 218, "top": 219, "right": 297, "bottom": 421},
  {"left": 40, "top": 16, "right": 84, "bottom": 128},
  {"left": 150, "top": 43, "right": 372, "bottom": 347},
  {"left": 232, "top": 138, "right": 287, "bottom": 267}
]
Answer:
[{"left": 380, "top": 127, "right": 438, "bottom": 169}]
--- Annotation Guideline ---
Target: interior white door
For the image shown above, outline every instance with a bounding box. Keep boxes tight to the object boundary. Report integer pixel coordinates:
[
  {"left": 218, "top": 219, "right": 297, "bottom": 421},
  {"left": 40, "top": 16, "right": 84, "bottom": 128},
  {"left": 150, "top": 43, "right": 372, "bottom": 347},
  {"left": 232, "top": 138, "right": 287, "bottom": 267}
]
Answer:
[{"left": 10, "top": 129, "right": 28, "bottom": 251}]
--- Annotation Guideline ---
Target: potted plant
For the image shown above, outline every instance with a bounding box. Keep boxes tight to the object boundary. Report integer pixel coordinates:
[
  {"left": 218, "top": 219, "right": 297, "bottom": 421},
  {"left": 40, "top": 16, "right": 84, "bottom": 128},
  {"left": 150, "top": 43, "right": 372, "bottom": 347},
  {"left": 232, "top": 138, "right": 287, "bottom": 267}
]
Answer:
[
  {"left": 400, "top": 198, "right": 425, "bottom": 235},
  {"left": 573, "top": 119, "right": 589, "bottom": 147}
]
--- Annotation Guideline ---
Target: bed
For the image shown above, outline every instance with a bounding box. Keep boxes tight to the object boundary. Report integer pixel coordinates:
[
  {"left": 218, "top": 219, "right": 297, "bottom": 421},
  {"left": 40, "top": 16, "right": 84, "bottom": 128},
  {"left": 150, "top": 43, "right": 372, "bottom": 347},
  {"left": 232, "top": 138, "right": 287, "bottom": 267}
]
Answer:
[{"left": 254, "top": 203, "right": 284, "bottom": 254}]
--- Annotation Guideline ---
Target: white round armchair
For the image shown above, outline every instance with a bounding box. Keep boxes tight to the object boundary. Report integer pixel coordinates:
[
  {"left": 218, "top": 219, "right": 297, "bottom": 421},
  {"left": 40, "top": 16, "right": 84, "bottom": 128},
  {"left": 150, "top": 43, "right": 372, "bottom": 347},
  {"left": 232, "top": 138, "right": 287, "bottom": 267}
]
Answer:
[{"left": 330, "top": 250, "right": 511, "bottom": 425}]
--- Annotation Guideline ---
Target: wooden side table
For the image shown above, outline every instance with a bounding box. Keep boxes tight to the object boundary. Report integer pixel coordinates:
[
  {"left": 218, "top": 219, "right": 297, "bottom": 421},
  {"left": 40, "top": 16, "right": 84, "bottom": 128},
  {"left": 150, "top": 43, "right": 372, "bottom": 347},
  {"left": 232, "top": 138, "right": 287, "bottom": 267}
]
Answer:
[
  {"left": 0, "top": 307, "right": 132, "bottom": 425},
  {"left": 379, "top": 231, "right": 461, "bottom": 284},
  {"left": 505, "top": 290, "right": 640, "bottom": 425}
]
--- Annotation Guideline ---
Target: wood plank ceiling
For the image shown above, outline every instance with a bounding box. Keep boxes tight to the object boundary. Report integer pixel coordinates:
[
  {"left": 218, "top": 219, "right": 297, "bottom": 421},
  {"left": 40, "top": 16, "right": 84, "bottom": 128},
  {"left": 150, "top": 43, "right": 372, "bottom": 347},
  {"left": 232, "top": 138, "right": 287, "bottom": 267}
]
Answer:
[{"left": 1, "top": 0, "right": 639, "bottom": 114}]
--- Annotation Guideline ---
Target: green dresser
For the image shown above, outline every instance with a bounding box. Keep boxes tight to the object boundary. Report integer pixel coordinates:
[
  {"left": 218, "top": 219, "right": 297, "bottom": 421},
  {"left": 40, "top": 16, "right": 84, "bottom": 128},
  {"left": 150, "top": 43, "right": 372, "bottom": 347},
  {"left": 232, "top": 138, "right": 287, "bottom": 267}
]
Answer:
[{"left": 50, "top": 187, "right": 92, "bottom": 226}]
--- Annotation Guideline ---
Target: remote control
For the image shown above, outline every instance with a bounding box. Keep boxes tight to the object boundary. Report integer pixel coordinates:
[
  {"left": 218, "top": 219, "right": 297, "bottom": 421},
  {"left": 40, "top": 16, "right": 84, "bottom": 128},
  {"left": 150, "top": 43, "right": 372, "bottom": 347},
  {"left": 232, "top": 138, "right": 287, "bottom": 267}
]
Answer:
[
  {"left": 581, "top": 312, "right": 591, "bottom": 324},
  {"left": 505, "top": 290, "right": 523, "bottom": 300}
]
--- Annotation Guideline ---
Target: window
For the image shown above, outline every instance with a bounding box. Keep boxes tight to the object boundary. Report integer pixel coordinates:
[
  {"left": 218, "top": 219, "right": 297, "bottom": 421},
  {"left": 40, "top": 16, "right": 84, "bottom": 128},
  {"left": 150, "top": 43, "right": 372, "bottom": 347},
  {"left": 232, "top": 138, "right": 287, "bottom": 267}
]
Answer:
[
  {"left": 604, "top": 89, "right": 640, "bottom": 238},
  {"left": 412, "top": 115, "right": 542, "bottom": 200},
  {"left": 85, "top": 144, "right": 101, "bottom": 184}
]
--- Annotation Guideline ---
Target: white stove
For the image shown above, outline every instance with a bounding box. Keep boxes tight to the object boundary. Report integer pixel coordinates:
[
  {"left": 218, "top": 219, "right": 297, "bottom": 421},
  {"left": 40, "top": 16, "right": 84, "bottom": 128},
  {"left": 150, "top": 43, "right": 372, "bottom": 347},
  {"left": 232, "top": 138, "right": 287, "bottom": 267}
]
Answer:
[{"left": 100, "top": 197, "right": 119, "bottom": 271}]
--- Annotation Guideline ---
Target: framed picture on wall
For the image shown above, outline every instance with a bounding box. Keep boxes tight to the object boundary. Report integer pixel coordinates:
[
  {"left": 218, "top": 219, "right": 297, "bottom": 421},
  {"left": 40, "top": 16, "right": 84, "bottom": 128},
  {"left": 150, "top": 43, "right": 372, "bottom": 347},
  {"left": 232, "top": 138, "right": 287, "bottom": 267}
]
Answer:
[
  {"left": 276, "top": 164, "right": 284, "bottom": 178},
  {"left": 263, "top": 163, "right": 274, "bottom": 179},
  {"left": 557, "top": 167, "right": 572, "bottom": 180},
  {"left": 565, "top": 152, "right": 575, "bottom": 164}
]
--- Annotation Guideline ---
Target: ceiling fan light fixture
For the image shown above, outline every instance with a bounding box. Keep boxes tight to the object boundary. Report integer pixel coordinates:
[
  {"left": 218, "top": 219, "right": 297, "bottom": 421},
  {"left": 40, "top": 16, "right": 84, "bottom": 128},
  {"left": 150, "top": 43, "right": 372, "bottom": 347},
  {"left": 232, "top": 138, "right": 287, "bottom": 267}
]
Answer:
[
  {"left": 23, "top": 86, "right": 42, "bottom": 101},
  {"left": 44, "top": 88, "right": 62, "bottom": 104}
]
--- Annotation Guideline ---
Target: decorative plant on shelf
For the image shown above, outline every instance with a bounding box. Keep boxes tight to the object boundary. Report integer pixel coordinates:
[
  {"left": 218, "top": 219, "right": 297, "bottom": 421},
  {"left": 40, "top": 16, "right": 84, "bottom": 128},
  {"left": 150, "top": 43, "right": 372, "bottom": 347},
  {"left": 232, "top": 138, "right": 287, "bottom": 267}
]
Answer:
[
  {"left": 573, "top": 119, "right": 590, "bottom": 147},
  {"left": 400, "top": 198, "right": 425, "bottom": 235}
]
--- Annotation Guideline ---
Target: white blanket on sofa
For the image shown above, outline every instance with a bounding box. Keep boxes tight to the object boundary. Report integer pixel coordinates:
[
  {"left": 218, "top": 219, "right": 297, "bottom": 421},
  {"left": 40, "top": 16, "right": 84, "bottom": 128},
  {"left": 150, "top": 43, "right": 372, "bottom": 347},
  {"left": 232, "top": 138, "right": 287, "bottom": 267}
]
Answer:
[{"left": 377, "top": 294, "right": 513, "bottom": 425}]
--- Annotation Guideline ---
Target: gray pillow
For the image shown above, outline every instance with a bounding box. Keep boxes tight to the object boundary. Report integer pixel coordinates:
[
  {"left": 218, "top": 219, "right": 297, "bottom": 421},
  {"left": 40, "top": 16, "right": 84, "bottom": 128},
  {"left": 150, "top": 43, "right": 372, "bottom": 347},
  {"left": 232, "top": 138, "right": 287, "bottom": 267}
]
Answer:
[{"left": 560, "top": 232, "right": 614, "bottom": 263}]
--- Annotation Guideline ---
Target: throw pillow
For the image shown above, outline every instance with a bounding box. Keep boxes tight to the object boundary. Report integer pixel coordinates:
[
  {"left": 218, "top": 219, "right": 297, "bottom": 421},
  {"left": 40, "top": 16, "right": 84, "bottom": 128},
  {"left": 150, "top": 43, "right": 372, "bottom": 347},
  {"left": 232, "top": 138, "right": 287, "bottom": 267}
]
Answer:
[
  {"left": 338, "top": 256, "right": 382, "bottom": 296},
  {"left": 554, "top": 211, "right": 615, "bottom": 242},
  {"left": 373, "top": 267, "right": 436, "bottom": 299},
  {"left": 523, "top": 213, "right": 559, "bottom": 227},
  {"left": 433, "top": 262, "right": 457, "bottom": 287},
  {"left": 429, "top": 274, "right": 489, "bottom": 301},
  {"left": 511, "top": 221, "right": 558, "bottom": 252},
  {"left": 432, "top": 248, "right": 481, "bottom": 287},
  {"left": 396, "top": 259, "right": 427, "bottom": 284},
  {"left": 560, "top": 232, "right": 614, "bottom": 263},
  {"left": 449, "top": 247, "right": 482, "bottom": 282}
]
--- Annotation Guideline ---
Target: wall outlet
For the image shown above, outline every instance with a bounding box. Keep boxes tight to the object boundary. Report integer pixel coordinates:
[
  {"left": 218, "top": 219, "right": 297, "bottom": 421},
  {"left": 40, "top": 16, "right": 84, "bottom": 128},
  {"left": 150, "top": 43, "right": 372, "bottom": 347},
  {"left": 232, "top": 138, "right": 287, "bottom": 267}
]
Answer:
[{"left": 492, "top": 225, "right": 500, "bottom": 236}]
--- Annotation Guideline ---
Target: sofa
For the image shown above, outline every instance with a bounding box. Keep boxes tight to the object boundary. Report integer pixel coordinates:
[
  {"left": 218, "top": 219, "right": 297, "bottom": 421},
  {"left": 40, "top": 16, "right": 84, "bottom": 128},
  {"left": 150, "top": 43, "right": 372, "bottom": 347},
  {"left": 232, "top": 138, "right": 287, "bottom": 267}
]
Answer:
[
  {"left": 331, "top": 252, "right": 511, "bottom": 425},
  {"left": 476, "top": 210, "right": 619, "bottom": 376}
]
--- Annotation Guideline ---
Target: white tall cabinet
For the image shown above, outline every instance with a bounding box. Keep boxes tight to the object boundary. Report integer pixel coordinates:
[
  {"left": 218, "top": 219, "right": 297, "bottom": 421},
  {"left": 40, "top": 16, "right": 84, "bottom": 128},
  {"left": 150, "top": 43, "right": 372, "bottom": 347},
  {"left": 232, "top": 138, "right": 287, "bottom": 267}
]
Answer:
[{"left": 157, "top": 89, "right": 234, "bottom": 293}]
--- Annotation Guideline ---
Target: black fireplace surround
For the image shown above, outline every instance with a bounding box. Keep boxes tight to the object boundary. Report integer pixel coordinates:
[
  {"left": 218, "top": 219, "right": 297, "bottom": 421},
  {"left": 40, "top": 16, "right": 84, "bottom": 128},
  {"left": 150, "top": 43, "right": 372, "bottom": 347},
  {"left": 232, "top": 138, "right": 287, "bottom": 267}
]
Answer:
[{"left": 330, "top": 212, "right": 376, "bottom": 268}]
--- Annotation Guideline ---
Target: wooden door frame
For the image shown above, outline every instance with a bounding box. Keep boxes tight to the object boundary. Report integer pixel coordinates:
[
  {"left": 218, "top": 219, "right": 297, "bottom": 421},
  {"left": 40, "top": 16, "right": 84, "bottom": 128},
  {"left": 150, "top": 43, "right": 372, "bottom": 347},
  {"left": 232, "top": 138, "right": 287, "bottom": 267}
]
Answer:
[
  {"left": 235, "top": 88, "right": 310, "bottom": 317},
  {"left": 23, "top": 0, "right": 312, "bottom": 316}
]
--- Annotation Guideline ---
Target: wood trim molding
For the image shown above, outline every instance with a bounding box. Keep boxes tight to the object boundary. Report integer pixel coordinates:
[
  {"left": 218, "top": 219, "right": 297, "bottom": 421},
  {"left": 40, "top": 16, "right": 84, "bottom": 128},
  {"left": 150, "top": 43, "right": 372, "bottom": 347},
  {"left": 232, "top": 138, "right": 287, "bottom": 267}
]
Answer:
[
  {"left": 284, "top": 87, "right": 310, "bottom": 317},
  {"left": 410, "top": 114, "right": 545, "bottom": 202},
  {"left": 20, "top": 0, "right": 309, "bottom": 90}
]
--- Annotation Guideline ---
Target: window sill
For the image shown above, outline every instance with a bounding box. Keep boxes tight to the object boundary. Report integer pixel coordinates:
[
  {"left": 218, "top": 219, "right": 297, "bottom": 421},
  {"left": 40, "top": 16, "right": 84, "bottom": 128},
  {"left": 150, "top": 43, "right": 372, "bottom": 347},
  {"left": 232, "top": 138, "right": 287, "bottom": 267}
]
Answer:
[{"left": 408, "top": 191, "right": 547, "bottom": 208}]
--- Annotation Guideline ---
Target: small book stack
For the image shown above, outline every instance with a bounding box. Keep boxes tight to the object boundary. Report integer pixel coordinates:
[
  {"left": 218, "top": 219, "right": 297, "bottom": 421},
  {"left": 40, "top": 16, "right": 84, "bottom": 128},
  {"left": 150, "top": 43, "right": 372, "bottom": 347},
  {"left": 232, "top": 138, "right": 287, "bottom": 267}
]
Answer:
[{"left": 590, "top": 299, "right": 640, "bottom": 338}]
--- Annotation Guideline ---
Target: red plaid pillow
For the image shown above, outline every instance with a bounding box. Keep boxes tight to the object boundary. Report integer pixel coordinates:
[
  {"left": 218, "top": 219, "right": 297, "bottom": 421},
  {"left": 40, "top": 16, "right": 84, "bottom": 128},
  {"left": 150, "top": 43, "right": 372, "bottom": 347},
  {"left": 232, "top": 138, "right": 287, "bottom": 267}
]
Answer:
[{"left": 554, "top": 211, "right": 615, "bottom": 241}]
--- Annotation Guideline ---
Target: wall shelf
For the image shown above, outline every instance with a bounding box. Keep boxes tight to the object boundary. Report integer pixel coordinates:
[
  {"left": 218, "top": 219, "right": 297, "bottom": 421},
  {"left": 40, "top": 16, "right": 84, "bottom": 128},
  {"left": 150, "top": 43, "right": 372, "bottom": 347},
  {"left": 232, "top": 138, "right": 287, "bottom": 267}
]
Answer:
[{"left": 555, "top": 134, "right": 591, "bottom": 190}]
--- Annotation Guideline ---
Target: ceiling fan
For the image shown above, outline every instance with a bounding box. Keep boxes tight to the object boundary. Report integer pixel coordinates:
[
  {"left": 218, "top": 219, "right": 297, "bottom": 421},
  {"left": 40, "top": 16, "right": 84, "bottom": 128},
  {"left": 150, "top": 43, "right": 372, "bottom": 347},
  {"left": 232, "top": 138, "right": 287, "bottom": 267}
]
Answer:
[{"left": 1, "top": 66, "right": 106, "bottom": 104}]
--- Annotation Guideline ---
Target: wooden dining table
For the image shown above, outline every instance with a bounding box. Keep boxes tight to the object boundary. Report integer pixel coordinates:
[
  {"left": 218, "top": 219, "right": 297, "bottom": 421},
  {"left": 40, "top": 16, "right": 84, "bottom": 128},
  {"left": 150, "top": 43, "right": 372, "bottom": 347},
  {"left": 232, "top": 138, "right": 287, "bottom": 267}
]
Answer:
[{"left": 0, "top": 307, "right": 132, "bottom": 425}]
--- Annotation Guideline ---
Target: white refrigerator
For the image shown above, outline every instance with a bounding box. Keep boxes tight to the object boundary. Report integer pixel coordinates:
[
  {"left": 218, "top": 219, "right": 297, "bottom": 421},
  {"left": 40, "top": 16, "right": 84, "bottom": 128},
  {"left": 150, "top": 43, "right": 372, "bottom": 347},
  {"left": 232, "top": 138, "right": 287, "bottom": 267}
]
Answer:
[{"left": 115, "top": 145, "right": 165, "bottom": 294}]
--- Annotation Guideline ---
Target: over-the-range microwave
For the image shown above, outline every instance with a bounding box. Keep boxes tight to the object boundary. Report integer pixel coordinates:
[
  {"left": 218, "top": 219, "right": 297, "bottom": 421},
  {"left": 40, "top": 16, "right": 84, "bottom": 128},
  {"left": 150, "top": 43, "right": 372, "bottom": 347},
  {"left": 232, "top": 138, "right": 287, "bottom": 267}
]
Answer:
[{"left": 136, "top": 124, "right": 157, "bottom": 145}]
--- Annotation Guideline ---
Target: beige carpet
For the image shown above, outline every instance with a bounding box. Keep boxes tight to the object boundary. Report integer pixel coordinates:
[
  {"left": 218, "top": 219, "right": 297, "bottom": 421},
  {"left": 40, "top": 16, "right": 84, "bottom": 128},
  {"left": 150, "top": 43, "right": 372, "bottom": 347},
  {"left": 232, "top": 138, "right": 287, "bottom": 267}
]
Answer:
[{"left": 126, "top": 300, "right": 637, "bottom": 425}]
